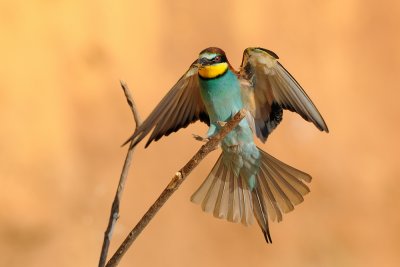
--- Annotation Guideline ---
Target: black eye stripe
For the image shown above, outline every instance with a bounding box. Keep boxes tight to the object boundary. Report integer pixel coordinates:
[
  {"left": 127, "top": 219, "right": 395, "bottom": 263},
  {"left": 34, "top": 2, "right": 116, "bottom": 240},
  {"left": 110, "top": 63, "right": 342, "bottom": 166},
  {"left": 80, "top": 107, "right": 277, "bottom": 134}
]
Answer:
[{"left": 199, "top": 54, "right": 227, "bottom": 65}]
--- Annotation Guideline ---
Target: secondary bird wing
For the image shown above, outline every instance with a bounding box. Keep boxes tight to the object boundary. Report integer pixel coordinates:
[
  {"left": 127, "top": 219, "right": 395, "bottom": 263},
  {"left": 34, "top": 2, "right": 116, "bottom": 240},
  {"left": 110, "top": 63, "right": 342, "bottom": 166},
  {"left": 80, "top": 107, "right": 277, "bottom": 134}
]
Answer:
[
  {"left": 124, "top": 61, "right": 209, "bottom": 148},
  {"left": 239, "top": 47, "right": 329, "bottom": 142}
]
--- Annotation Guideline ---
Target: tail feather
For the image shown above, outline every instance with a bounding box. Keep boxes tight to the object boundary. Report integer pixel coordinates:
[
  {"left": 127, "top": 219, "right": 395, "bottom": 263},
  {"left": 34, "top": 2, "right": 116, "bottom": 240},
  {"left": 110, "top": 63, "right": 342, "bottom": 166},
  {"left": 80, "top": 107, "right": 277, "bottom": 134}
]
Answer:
[
  {"left": 227, "top": 169, "right": 240, "bottom": 222},
  {"left": 257, "top": 166, "right": 283, "bottom": 222},
  {"left": 213, "top": 166, "right": 230, "bottom": 219},
  {"left": 191, "top": 154, "right": 222, "bottom": 212},
  {"left": 266, "top": 162, "right": 305, "bottom": 206},
  {"left": 191, "top": 148, "right": 312, "bottom": 242},
  {"left": 266, "top": 159, "right": 310, "bottom": 195},
  {"left": 263, "top": 163, "right": 296, "bottom": 213},
  {"left": 252, "top": 187, "right": 272, "bottom": 243},
  {"left": 238, "top": 176, "right": 254, "bottom": 226}
]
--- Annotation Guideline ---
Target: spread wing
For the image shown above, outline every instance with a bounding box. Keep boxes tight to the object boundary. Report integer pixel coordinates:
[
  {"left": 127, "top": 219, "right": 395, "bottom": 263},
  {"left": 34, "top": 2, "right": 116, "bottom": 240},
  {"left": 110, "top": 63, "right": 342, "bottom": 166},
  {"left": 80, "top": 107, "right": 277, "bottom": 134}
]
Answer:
[
  {"left": 124, "top": 61, "right": 209, "bottom": 148},
  {"left": 239, "top": 47, "right": 329, "bottom": 142}
]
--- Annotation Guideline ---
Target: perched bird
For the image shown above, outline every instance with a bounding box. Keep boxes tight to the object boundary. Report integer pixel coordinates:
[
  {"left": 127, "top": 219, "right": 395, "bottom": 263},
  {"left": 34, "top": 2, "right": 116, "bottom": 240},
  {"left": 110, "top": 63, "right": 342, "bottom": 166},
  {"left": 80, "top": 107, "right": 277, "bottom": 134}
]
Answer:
[{"left": 125, "top": 47, "right": 328, "bottom": 243}]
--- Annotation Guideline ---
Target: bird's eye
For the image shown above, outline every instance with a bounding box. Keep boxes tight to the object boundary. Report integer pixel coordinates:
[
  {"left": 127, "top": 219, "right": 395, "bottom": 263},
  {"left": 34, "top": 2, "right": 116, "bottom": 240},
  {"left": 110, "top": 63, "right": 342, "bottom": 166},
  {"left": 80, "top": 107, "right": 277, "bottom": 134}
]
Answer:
[{"left": 214, "top": 56, "right": 221, "bottom": 62}]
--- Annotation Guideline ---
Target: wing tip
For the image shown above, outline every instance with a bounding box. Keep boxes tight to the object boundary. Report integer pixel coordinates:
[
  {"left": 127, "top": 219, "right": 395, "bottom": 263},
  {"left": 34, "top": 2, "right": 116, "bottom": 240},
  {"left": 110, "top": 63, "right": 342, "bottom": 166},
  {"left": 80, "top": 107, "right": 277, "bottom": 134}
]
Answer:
[
  {"left": 317, "top": 120, "right": 329, "bottom": 133},
  {"left": 144, "top": 139, "right": 152, "bottom": 148},
  {"left": 121, "top": 131, "right": 151, "bottom": 149},
  {"left": 253, "top": 47, "right": 279, "bottom": 59},
  {"left": 121, "top": 136, "right": 133, "bottom": 147}
]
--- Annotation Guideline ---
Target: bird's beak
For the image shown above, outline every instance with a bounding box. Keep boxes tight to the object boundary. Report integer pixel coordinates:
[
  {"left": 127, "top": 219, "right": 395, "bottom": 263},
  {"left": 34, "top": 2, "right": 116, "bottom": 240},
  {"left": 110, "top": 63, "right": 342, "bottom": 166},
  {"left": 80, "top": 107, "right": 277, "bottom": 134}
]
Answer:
[{"left": 197, "top": 57, "right": 212, "bottom": 67}]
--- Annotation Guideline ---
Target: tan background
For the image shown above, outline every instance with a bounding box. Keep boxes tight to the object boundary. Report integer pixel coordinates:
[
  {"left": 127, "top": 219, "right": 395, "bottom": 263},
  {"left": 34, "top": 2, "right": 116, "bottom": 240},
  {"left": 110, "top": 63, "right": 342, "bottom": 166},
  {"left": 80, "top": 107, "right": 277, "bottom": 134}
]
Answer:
[{"left": 1, "top": 0, "right": 400, "bottom": 266}]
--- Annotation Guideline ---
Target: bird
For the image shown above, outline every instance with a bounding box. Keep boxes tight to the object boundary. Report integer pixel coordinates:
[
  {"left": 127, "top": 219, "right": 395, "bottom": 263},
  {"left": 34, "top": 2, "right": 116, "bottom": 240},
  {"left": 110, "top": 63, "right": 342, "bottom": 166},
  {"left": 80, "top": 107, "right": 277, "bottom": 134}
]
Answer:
[{"left": 124, "top": 47, "right": 328, "bottom": 243}]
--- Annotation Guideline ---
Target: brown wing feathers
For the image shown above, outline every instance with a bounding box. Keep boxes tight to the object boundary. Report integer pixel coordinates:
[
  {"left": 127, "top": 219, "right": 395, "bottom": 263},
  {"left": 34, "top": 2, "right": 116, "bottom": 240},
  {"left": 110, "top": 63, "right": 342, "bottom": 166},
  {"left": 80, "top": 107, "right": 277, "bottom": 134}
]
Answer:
[
  {"left": 124, "top": 64, "right": 209, "bottom": 148},
  {"left": 239, "top": 47, "right": 328, "bottom": 142}
]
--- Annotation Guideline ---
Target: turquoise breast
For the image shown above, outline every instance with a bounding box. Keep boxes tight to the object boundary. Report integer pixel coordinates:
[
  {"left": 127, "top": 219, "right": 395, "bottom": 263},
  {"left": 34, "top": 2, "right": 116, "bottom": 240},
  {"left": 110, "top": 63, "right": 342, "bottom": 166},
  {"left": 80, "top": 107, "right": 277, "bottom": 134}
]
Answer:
[
  {"left": 199, "top": 69, "right": 260, "bottom": 189},
  {"left": 199, "top": 70, "right": 243, "bottom": 123}
]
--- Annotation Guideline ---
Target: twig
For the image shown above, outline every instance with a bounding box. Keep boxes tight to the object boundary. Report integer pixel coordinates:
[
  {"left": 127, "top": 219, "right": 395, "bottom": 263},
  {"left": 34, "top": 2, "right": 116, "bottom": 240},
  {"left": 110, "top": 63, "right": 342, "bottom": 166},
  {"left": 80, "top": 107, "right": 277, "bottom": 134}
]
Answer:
[
  {"left": 98, "top": 81, "right": 142, "bottom": 267},
  {"left": 105, "top": 109, "right": 246, "bottom": 267}
]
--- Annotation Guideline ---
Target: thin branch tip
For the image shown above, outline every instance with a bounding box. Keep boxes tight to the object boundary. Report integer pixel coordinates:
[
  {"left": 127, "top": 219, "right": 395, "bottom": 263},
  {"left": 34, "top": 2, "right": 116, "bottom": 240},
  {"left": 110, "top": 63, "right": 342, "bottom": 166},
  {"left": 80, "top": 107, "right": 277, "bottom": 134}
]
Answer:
[{"left": 98, "top": 81, "right": 142, "bottom": 267}]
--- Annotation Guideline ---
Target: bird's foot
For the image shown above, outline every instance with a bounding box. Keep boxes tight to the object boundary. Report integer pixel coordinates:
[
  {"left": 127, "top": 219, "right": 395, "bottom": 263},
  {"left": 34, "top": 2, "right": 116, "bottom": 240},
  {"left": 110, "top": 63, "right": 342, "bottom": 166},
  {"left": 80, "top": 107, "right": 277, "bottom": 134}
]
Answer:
[
  {"left": 217, "top": 121, "right": 227, "bottom": 127},
  {"left": 192, "top": 134, "right": 210, "bottom": 142}
]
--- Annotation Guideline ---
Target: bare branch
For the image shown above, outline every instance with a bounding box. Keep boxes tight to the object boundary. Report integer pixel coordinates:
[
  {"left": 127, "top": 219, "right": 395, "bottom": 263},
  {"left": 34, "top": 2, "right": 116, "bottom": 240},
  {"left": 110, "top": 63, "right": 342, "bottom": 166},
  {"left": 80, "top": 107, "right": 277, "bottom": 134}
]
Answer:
[
  {"left": 105, "top": 109, "right": 247, "bottom": 267},
  {"left": 98, "top": 81, "right": 142, "bottom": 267}
]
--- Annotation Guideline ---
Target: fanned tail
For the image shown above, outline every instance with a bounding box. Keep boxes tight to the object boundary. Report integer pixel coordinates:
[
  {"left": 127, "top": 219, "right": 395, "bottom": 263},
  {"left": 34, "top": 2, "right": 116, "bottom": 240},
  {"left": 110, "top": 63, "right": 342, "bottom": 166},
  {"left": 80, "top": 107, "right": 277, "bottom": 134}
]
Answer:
[{"left": 190, "top": 148, "right": 312, "bottom": 243}]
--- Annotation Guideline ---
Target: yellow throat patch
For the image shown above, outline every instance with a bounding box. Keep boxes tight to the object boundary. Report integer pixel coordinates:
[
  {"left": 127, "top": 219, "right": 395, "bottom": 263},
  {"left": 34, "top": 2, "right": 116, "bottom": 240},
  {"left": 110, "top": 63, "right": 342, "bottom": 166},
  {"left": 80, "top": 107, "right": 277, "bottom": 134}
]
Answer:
[{"left": 198, "top": 62, "right": 228, "bottom": 79}]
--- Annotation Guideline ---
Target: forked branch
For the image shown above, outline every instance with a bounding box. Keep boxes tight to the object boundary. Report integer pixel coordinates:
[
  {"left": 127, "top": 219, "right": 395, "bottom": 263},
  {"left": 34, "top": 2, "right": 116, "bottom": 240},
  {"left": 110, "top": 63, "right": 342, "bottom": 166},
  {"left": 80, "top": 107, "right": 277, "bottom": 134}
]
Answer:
[{"left": 105, "top": 109, "right": 246, "bottom": 267}]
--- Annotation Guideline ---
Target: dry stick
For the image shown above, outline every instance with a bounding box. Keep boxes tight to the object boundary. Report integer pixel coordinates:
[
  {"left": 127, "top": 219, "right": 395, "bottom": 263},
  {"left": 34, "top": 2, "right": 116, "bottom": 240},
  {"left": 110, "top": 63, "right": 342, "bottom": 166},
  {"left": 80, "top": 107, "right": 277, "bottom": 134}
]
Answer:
[
  {"left": 98, "top": 81, "right": 142, "bottom": 267},
  {"left": 105, "top": 109, "right": 246, "bottom": 267}
]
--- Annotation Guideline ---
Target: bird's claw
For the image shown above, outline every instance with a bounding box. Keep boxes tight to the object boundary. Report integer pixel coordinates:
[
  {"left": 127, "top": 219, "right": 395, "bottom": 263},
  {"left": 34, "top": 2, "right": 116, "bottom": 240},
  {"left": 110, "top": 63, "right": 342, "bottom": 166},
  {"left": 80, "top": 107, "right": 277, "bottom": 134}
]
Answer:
[
  {"left": 217, "top": 121, "right": 227, "bottom": 127},
  {"left": 192, "top": 134, "right": 210, "bottom": 142}
]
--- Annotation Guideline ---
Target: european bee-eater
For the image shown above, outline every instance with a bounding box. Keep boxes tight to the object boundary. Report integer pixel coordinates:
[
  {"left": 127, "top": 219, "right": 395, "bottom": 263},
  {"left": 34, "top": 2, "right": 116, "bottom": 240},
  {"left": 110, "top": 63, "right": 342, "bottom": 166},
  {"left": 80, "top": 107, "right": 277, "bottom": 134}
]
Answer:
[{"left": 125, "top": 47, "right": 328, "bottom": 243}]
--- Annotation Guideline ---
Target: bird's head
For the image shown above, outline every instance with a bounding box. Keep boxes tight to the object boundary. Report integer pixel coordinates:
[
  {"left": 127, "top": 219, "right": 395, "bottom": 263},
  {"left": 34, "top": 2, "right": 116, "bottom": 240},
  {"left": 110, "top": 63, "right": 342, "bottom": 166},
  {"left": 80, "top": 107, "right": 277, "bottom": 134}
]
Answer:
[{"left": 197, "top": 47, "right": 229, "bottom": 79}]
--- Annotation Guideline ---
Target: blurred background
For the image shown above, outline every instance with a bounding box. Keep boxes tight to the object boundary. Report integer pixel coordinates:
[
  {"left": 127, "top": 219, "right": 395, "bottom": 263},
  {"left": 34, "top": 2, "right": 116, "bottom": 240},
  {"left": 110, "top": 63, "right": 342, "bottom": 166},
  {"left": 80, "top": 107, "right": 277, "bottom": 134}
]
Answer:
[{"left": 1, "top": 0, "right": 399, "bottom": 266}]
